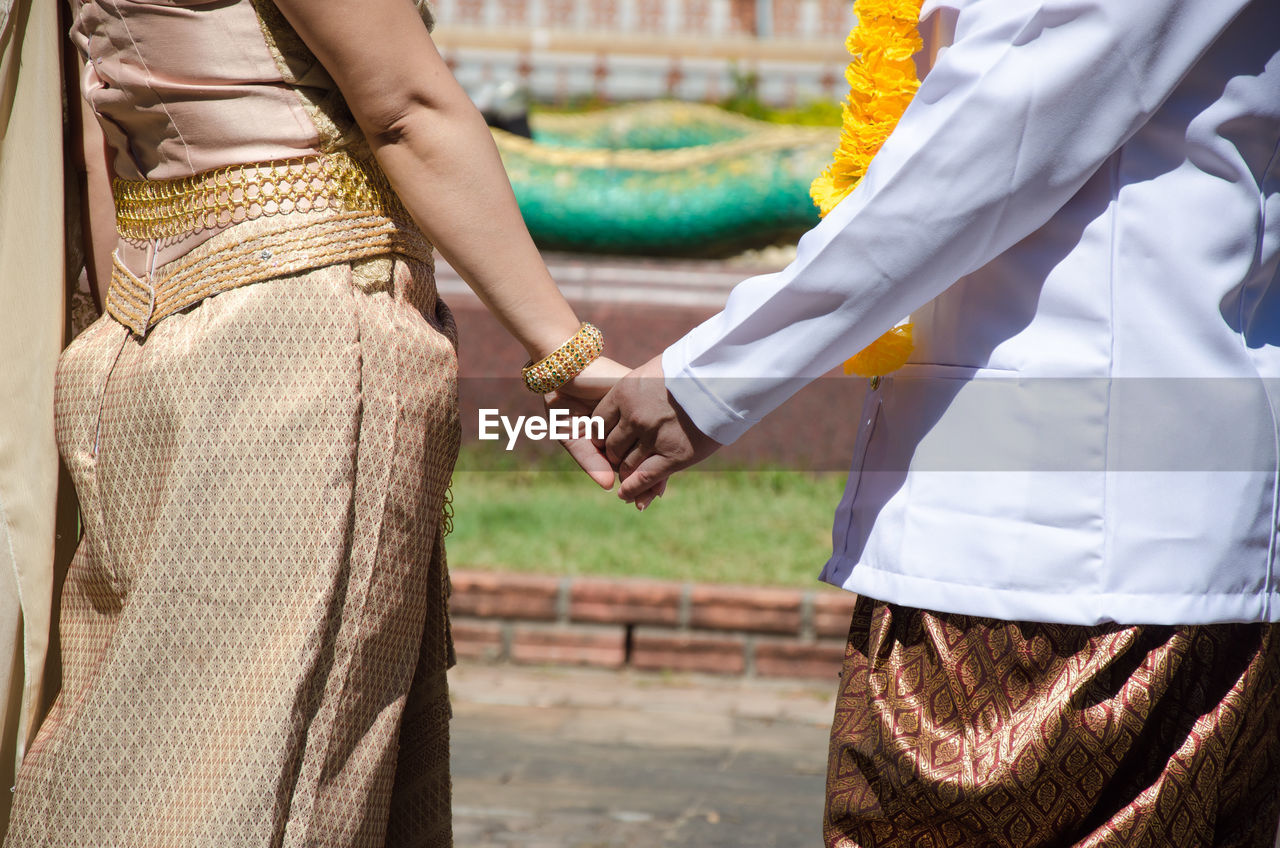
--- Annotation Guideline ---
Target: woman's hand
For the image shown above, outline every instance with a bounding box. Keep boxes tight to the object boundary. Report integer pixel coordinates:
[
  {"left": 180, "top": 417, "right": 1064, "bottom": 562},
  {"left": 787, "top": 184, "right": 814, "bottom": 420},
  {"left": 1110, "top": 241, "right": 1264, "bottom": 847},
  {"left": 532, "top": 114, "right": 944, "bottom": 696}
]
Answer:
[
  {"left": 557, "top": 356, "right": 632, "bottom": 405},
  {"left": 542, "top": 357, "right": 629, "bottom": 490}
]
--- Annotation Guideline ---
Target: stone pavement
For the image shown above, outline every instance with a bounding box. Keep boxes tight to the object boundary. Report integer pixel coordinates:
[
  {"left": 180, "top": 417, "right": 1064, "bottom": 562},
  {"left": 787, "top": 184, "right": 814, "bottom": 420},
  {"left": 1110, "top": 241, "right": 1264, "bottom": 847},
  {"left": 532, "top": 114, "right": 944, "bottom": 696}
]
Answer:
[{"left": 449, "top": 662, "right": 841, "bottom": 848}]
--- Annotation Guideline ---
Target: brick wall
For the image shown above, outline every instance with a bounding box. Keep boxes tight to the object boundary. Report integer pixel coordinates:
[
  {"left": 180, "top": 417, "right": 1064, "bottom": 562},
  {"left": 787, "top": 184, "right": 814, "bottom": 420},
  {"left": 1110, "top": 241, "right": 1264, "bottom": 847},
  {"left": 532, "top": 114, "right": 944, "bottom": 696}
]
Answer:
[
  {"left": 432, "top": 0, "right": 855, "bottom": 106},
  {"left": 433, "top": 0, "right": 853, "bottom": 40},
  {"left": 450, "top": 570, "right": 857, "bottom": 680}
]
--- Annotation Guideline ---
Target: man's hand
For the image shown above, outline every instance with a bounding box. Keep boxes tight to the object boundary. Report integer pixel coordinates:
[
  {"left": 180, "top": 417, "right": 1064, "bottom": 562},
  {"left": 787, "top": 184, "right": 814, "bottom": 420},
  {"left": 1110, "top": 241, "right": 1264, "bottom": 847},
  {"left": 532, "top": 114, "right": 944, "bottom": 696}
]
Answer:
[
  {"left": 594, "top": 355, "right": 721, "bottom": 503},
  {"left": 545, "top": 356, "right": 630, "bottom": 489}
]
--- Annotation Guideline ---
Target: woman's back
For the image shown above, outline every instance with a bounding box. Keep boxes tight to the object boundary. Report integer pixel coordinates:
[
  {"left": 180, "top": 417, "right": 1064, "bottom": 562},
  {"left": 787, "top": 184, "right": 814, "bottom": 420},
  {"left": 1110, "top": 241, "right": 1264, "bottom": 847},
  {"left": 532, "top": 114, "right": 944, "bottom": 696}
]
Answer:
[{"left": 68, "top": 0, "right": 433, "bottom": 180}]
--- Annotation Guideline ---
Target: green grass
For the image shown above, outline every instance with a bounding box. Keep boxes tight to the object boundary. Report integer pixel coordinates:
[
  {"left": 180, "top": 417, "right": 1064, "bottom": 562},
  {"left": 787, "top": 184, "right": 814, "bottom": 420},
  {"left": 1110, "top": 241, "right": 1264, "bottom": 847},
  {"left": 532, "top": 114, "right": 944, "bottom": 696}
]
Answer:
[{"left": 446, "top": 448, "right": 848, "bottom": 588}]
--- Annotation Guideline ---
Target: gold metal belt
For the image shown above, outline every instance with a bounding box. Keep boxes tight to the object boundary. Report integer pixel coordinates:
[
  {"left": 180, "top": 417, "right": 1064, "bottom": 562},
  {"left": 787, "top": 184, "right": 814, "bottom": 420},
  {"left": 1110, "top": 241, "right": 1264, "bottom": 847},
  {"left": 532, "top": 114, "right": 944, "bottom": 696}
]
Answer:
[
  {"left": 112, "top": 151, "right": 404, "bottom": 241},
  {"left": 107, "top": 153, "right": 432, "bottom": 337}
]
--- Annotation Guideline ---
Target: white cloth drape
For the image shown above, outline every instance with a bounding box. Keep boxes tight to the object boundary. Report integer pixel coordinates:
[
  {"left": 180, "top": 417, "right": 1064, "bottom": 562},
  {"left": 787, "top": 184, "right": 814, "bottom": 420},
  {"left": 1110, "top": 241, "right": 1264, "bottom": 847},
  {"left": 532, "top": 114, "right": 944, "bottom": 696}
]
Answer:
[{"left": 0, "top": 0, "right": 66, "bottom": 832}]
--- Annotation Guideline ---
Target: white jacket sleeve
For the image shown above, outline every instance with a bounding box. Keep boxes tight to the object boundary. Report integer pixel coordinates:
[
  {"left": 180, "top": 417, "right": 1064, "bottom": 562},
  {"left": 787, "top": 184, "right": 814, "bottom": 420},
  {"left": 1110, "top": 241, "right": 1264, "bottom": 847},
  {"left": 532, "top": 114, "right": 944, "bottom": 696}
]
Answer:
[{"left": 662, "top": 0, "right": 1252, "bottom": 445}]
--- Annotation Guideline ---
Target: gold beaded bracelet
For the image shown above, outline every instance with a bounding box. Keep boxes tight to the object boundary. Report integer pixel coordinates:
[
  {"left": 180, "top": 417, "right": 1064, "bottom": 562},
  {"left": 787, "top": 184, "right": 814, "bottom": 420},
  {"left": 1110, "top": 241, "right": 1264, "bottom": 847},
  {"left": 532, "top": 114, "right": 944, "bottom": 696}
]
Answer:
[{"left": 522, "top": 323, "right": 605, "bottom": 394}]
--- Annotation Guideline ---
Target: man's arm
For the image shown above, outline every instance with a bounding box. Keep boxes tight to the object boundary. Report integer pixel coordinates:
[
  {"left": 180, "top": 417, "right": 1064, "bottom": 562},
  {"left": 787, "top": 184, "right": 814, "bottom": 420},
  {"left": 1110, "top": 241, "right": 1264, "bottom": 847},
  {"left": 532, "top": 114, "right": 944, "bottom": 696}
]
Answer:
[{"left": 599, "top": 0, "right": 1252, "bottom": 500}]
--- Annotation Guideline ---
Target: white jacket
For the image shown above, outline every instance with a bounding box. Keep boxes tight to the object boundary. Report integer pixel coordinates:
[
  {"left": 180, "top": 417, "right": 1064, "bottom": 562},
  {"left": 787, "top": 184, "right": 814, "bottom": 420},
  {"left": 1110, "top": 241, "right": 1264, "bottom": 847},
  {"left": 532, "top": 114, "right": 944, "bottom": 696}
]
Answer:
[{"left": 663, "top": 0, "right": 1280, "bottom": 625}]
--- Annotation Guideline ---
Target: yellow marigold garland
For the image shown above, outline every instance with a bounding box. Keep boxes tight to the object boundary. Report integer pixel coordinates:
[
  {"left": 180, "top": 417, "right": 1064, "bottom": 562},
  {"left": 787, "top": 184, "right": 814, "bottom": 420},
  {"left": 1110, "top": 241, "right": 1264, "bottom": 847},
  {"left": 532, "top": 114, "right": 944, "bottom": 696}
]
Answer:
[{"left": 812, "top": 0, "right": 924, "bottom": 378}]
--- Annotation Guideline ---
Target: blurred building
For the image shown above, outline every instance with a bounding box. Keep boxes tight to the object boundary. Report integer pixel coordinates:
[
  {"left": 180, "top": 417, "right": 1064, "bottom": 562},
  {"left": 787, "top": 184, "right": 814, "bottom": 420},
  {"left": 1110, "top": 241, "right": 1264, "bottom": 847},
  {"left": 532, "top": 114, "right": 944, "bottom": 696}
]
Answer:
[{"left": 431, "top": 0, "right": 854, "bottom": 107}]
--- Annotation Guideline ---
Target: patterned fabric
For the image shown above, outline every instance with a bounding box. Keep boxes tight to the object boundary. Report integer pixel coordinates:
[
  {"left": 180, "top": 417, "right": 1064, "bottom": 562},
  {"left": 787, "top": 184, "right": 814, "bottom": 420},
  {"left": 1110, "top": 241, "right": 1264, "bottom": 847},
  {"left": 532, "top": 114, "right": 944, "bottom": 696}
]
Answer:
[
  {"left": 4, "top": 217, "right": 460, "bottom": 847},
  {"left": 107, "top": 209, "right": 431, "bottom": 336},
  {"left": 825, "top": 596, "right": 1280, "bottom": 848}
]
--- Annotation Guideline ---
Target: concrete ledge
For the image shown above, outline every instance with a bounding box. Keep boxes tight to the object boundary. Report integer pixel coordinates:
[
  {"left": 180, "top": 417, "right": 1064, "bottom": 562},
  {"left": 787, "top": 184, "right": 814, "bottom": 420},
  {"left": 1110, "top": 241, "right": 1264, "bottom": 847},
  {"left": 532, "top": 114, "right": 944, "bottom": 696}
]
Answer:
[{"left": 450, "top": 569, "right": 855, "bottom": 680}]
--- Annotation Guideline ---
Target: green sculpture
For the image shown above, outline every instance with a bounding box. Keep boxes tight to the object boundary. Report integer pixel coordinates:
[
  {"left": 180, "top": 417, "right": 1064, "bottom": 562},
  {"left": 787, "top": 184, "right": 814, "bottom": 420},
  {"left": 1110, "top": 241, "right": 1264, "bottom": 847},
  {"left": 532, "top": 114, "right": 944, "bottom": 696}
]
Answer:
[{"left": 495, "top": 102, "right": 836, "bottom": 257}]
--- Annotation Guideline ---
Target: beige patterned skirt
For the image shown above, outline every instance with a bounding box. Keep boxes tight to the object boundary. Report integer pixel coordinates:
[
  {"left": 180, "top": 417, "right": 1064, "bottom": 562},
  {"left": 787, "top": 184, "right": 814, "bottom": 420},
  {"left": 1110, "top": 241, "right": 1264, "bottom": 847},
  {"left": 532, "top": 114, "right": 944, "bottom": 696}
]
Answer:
[
  {"left": 825, "top": 596, "right": 1280, "bottom": 848},
  {"left": 5, "top": 239, "right": 460, "bottom": 847}
]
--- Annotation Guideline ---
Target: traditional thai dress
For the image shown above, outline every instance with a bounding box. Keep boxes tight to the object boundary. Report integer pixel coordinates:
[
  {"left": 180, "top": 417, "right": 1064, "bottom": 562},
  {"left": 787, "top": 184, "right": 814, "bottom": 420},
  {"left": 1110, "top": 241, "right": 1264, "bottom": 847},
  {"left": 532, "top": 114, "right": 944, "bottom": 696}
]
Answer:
[
  {"left": 659, "top": 0, "right": 1280, "bottom": 844},
  {"left": 4, "top": 2, "right": 459, "bottom": 846}
]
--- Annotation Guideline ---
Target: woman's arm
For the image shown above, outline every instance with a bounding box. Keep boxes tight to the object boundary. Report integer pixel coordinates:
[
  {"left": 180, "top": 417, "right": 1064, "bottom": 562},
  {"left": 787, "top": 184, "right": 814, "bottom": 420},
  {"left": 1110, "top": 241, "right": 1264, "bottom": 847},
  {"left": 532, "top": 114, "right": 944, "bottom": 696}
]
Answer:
[
  {"left": 270, "top": 0, "right": 582, "bottom": 363},
  {"left": 269, "top": 0, "right": 633, "bottom": 491},
  {"left": 68, "top": 68, "right": 116, "bottom": 309}
]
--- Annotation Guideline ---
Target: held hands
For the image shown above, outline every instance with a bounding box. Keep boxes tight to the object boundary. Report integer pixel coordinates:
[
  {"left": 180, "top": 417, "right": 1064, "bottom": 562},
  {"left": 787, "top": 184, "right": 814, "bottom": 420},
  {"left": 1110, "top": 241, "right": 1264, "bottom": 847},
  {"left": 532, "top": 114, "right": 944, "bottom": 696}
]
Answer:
[
  {"left": 544, "top": 355, "right": 631, "bottom": 489},
  {"left": 593, "top": 355, "right": 721, "bottom": 505},
  {"left": 550, "top": 354, "right": 719, "bottom": 509}
]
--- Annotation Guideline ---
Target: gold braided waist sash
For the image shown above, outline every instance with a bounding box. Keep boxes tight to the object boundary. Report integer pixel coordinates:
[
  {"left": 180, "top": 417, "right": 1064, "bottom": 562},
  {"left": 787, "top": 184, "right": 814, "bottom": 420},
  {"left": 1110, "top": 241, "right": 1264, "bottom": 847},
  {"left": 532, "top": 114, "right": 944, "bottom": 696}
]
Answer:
[
  {"left": 107, "top": 154, "right": 432, "bottom": 337},
  {"left": 113, "top": 151, "right": 404, "bottom": 241}
]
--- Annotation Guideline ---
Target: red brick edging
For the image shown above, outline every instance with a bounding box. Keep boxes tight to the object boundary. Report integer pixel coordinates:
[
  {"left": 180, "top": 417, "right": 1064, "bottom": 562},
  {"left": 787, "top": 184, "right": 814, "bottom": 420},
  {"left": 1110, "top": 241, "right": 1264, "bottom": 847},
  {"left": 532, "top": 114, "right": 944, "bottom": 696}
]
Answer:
[{"left": 449, "top": 570, "right": 857, "bottom": 680}]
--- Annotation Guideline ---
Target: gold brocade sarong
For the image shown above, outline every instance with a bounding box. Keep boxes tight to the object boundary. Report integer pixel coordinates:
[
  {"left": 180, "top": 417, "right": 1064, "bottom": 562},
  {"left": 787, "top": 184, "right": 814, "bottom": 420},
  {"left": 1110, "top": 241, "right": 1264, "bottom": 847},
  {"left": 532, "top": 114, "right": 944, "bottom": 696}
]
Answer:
[
  {"left": 825, "top": 596, "right": 1280, "bottom": 848},
  {"left": 4, "top": 211, "right": 461, "bottom": 847}
]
